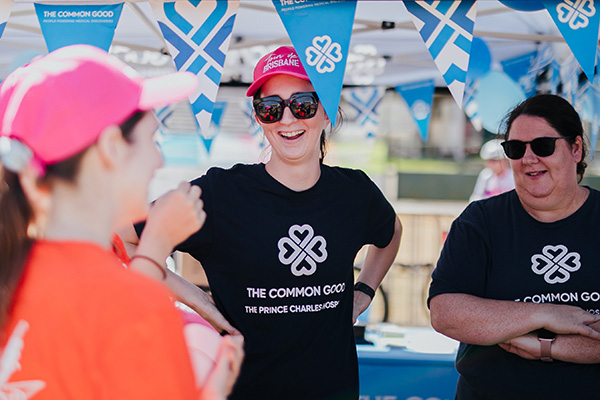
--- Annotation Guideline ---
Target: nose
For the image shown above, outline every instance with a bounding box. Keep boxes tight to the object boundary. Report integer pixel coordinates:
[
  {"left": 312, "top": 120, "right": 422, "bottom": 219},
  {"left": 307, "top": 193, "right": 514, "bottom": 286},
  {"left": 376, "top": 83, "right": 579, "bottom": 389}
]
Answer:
[
  {"left": 521, "top": 143, "right": 538, "bottom": 163},
  {"left": 279, "top": 104, "right": 297, "bottom": 124}
]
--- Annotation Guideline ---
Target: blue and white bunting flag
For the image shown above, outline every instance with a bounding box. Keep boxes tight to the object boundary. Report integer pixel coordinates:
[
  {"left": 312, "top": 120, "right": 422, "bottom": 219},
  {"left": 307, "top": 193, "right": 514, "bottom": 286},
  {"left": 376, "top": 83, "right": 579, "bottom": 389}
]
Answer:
[
  {"left": 273, "top": 0, "right": 357, "bottom": 127},
  {"left": 501, "top": 51, "right": 538, "bottom": 97},
  {"left": 34, "top": 3, "right": 123, "bottom": 52},
  {"left": 542, "top": 0, "right": 600, "bottom": 81},
  {"left": 463, "top": 79, "right": 482, "bottom": 131},
  {"left": 152, "top": 0, "right": 239, "bottom": 140},
  {"left": 341, "top": 86, "right": 386, "bottom": 129},
  {"left": 404, "top": 0, "right": 477, "bottom": 108},
  {"left": 0, "top": 1, "right": 12, "bottom": 40},
  {"left": 242, "top": 99, "right": 261, "bottom": 137},
  {"left": 200, "top": 100, "right": 227, "bottom": 153},
  {"left": 395, "top": 80, "right": 435, "bottom": 142}
]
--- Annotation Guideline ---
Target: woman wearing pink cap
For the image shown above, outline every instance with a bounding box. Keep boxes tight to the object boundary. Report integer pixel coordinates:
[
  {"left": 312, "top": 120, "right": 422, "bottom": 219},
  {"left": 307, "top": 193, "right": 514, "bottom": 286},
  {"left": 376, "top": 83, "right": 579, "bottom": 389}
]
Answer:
[
  {"left": 130, "top": 46, "right": 402, "bottom": 400},
  {"left": 0, "top": 45, "right": 242, "bottom": 399}
]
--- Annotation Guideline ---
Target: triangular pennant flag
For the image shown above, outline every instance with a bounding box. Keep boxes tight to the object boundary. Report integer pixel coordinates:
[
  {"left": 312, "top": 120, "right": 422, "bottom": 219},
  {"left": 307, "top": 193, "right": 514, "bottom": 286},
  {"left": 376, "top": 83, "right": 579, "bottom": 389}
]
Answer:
[
  {"left": 242, "top": 99, "right": 261, "bottom": 137},
  {"left": 542, "top": 0, "right": 600, "bottom": 81},
  {"left": 395, "top": 80, "right": 435, "bottom": 142},
  {"left": 501, "top": 51, "right": 538, "bottom": 97},
  {"left": 152, "top": 0, "right": 239, "bottom": 139},
  {"left": 404, "top": 0, "right": 477, "bottom": 108},
  {"left": 463, "top": 79, "right": 482, "bottom": 131},
  {"left": 273, "top": 0, "right": 357, "bottom": 126},
  {"left": 0, "top": 0, "right": 13, "bottom": 39},
  {"left": 341, "top": 86, "right": 386, "bottom": 128},
  {"left": 34, "top": 3, "right": 123, "bottom": 52}
]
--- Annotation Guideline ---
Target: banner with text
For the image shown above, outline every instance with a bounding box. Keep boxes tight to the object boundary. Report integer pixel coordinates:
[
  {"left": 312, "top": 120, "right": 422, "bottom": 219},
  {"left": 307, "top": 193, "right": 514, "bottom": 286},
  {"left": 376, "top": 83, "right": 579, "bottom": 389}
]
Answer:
[
  {"left": 396, "top": 80, "right": 434, "bottom": 142},
  {"left": 0, "top": 1, "right": 12, "bottom": 40},
  {"left": 542, "top": 0, "right": 600, "bottom": 81},
  {"left": 152, "top": 0, "right": 239, "bottom": 143},
  {"left": 273, "top": 0, "right": 357, "bottom": 127},
  {"left": 34, "top": 3, "right": 123, "bottom": 52},
  {"left": 404, "top": 0, "right": 477, "bottom": 108}
]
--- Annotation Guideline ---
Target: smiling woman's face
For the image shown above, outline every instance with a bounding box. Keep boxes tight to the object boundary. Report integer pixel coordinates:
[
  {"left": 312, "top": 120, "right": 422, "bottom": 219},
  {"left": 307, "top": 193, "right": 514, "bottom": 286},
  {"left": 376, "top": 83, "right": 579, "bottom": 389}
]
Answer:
[
  {"left": 508, "top": 115, "right": 582, "bottom": 206},
  {"left": 256, "top": 74, "right": 329, "bottom": 166}
]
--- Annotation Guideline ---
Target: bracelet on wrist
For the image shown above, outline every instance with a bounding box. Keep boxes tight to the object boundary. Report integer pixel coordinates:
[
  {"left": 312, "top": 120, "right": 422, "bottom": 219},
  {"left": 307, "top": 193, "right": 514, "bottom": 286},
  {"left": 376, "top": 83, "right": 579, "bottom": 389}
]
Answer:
[
  {"left": 130, "top": 254, "right": 167, "bottom": 280},
  {"left": 354, "top": 281, "right": 376, "bottom": 299}
]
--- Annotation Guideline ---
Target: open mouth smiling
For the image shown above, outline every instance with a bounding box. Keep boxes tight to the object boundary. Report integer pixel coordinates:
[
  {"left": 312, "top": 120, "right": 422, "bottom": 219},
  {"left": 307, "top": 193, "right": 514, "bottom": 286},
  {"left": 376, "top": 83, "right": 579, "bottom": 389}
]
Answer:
[{"left": 280, "top": 130, "right": 304, "bottom": 140}]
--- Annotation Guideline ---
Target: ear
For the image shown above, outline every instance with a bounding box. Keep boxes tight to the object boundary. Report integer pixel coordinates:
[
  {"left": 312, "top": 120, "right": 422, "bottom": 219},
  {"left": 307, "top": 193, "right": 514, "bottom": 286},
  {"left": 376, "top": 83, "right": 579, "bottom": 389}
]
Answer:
[
  {"left": 95, "top": 125, "right": 126, "bottom": 170},
  {"left": 572, "top": 135, "right": 584, "bottom": 163},
  {"left": 18, "top": 165, "right": 51, "bottom": 229}
]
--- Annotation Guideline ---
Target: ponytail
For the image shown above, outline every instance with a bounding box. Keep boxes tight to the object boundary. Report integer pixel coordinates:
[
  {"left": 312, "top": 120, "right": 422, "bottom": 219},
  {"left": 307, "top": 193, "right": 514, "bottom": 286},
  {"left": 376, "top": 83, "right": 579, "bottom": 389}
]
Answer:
[{"left": 0, "top": 168, "right": 34, "bottom": 330}]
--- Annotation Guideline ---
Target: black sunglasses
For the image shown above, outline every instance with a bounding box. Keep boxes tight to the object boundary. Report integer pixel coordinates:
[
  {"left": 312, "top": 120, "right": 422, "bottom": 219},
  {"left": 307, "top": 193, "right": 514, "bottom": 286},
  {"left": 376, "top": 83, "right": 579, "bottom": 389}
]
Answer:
[
  {"left": 253, "top": 92, "right": 319, "bottom": 124},
  {"left": 501, "top": 137, "right": 568, "bottom": 160}
]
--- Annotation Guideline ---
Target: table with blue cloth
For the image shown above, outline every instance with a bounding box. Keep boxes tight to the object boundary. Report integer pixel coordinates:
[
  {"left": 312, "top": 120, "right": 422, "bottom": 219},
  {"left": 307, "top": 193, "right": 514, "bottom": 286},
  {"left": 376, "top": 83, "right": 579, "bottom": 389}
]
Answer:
[{"left": 357, "top": 326, "right": 459, "bottom": 400}]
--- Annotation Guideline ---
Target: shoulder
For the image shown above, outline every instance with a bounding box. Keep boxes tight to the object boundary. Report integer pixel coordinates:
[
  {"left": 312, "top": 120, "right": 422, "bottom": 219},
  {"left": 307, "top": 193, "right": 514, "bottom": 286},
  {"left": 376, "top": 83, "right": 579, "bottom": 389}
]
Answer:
[
  {"left": 322, "top": 165, "right": 374, "bottom": 186},
  {"left": 458, "top": 190, "right": 516, "bottom": 228},
  {"left": 190, "top": 163, "right": 262, "bottom": 187}
]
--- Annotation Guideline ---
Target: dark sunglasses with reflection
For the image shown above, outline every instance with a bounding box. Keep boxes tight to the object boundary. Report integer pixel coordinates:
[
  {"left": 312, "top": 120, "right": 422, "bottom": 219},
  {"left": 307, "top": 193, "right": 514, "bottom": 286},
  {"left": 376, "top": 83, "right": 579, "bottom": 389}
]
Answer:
[
  {"left": 253, "top": 92, "right": 319, "bottom": 124},
  {"left": 501, "top": 137, "right": 568, "bottom": 160}
]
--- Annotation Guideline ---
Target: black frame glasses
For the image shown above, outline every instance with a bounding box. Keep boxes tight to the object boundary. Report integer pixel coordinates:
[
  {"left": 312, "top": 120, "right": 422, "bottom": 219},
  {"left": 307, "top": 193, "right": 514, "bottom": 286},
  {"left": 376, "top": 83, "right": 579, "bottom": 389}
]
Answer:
[
  {"left": 253, "top": 92, "right": 319, "bottom": 124},
  {"left": 501, "top": 137, "right": 568, "bottom": 160}
]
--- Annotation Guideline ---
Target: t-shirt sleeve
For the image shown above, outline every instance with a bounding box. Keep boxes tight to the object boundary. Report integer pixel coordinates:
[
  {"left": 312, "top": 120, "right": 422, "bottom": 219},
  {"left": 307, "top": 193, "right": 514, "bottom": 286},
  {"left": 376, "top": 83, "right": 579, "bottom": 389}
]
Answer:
[
  {"left": 362, "top": 172, "right": 396, "bottom": 248},
  {"left": 175, "top": 173, "right": 214, "bottom": 257},
  {"left": 428, "top": 203, "right": 491, "bottom": 306},
  {"left": 134, "top": 173, "right": 214, "bottom": 259}
]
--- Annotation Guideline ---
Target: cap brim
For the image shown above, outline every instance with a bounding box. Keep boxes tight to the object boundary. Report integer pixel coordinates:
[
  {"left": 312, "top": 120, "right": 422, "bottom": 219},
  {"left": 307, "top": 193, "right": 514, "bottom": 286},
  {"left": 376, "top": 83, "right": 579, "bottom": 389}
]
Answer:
[
  {"left": 139, "top": 71, "right": 198, "bottom": 110},
  {"left": 246, "top": 71, "right": 311, "bottom": 97}
]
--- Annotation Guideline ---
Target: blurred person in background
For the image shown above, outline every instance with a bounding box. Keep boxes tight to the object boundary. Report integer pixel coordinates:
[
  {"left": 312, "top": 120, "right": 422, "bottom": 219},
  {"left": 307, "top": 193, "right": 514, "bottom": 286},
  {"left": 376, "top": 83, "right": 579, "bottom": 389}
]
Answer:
[{"left": 469, "top": 138, "right": 514, "bottom": 202}]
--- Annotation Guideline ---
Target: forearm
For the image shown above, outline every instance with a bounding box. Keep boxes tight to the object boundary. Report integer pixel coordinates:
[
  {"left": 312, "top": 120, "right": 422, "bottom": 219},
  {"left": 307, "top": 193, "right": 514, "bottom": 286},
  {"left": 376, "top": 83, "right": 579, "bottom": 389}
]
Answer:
[
  {"left": 166, "top": 269, "right": 213, "bottom": 312},
  {"left": 355, "top": 216, "right": 402, "bottom": 289},
  {"left": 553, "top": 333, "right": 600, "bottom": 363},
  {"left": 554, "top": 321, "right": 600, "bottom": 363},
  {"left": 430, "top": 293, "right": 546, "bottom": 345}
]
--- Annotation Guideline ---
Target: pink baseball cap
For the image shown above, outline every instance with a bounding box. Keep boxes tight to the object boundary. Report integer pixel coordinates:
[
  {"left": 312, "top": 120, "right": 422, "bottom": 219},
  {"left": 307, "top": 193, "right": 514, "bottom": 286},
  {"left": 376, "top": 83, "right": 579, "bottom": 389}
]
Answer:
[
  {"left": 0, "top": 44, "right": 197, "bottom": 174},
  {"left": 246, "top": 46, "right": 311, "bottom": 97}
]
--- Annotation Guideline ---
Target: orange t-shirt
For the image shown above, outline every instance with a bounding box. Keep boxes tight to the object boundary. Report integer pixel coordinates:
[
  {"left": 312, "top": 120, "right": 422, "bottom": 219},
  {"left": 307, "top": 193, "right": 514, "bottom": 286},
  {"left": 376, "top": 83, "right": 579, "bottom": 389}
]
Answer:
[{"left": 1, "top": 240, "right": 198, "bottom": 399}]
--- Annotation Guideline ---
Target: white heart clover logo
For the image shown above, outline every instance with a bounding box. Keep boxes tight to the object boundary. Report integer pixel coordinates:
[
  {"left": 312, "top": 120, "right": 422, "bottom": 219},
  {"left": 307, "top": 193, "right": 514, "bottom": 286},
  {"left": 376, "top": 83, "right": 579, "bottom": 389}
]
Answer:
[
  {"left": 278, "top": 224, "right": 328, "bottom": 277},
  {"left": 531, "top": 244, "right": 581, "bottom": 284},
  {"left": 305, "top": 35, "right": 343, "bottom": 74},
  {"left": 556, "top": 0, "right": 595, "bottom": 30}
]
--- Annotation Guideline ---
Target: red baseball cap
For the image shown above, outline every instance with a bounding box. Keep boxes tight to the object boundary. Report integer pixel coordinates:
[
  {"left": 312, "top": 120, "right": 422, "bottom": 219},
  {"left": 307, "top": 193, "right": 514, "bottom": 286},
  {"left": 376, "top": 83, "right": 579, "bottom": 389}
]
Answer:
[
  {"left": 0, "top": 44, "right": 197, "bottom": 174},
  {"left": 246, "top": 46, "right": 311, "bottom": 97}
]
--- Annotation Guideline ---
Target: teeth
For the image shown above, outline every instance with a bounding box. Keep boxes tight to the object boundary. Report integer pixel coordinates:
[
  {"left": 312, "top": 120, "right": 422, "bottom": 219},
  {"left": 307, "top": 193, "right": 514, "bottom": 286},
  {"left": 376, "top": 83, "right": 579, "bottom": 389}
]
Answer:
[{"left": 280, "top": 130, "right": 304, "bottom": 138}]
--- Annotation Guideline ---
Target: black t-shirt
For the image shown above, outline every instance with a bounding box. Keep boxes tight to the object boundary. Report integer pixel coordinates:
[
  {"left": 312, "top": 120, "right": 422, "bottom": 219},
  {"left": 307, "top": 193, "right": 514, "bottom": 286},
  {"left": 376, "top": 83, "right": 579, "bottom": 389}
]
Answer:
[
  {"left": 429, "top": 188, "right": 600, "bottom": 400},
  {"left": 141, "top": 163, "right": 396, "bottom": 400}
]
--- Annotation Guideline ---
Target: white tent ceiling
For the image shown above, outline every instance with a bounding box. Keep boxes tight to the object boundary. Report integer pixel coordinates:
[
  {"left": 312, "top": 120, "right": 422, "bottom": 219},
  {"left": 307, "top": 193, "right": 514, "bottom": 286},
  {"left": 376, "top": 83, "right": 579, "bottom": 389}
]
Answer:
[{"left": 0, "top": 1, "right": 576, "bottom": 88}]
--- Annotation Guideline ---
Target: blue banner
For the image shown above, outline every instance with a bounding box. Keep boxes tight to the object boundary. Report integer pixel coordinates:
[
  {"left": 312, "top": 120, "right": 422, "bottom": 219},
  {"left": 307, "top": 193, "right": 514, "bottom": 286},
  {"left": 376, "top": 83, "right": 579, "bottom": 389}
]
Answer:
[
  {"left": 395, "top": 80, "right": 434, "bottom": 142},
  {"left": 152, "top": 0, "right": 239, "bottom": 143},
  {"left": 273, "top": 0, "right": 357, "bottom": 127},
  {"left": 542, "top": 0, "right": 600, "bottom": 81},
  {"left": 463, "top": 79, "right": 482, "bottom": 131},
  {"left": 200, "top": 101, "right": 227, "bottom": 153},
  {"left": 0, "top": 1, "right": 12, "bottom": 40},
  {"left": 501, "top": 51, "right": 538, "bottom": 97},
  {"left": 242, "top": 99, "right": 262, "bottom": 137},
  {"left": 342, "top": 87, "right": 386, "bottom": 129},
  {"left": 34, "top": 3, "right": 123, "bottom": 52},
  {"left": 405, "top": 0, "right": 477, "bottom": 108}
]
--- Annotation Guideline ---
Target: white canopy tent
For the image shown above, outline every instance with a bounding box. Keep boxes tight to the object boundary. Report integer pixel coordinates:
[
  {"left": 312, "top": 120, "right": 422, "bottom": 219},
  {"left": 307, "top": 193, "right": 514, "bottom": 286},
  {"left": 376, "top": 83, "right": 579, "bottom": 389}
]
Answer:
[{"left": 0, "top": 1, "right": 576, "bottom": 87}]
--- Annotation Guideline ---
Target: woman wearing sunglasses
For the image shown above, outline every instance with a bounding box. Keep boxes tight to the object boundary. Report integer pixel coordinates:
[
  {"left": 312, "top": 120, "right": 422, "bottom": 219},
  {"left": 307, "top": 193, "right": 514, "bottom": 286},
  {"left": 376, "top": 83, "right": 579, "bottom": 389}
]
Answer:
[
  {"left": 429, "top": 94, "right": 600, "bottom": 399},
  {"left": 128, "top": 46, "right": 402, "bottom": 400}
]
